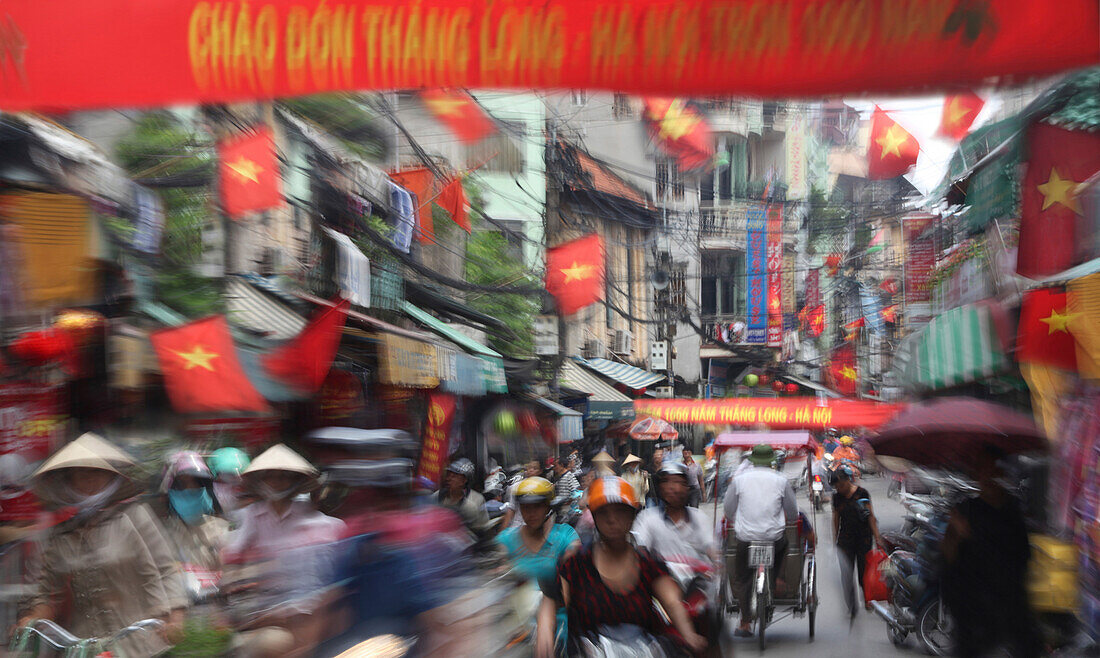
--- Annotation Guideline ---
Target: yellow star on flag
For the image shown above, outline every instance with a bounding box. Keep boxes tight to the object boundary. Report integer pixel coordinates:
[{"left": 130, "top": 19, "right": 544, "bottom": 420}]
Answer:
[
  {"left": 947, "top": 97, "right": 973, "bottom": 126},
  {"left": 839, "top": 366, "right": 857, "bottom": 381},
  {"left": 1039, "top": 308, "right": 1076, "bottom": 334},
  {"left": 1037, "top": 167, "right": 1080, "bottom": 213},
  {"left": 876, "top": 125, "right": 909, "bottom": 159},
  {"left": 657, "top": 100, "right": 700, "bottom": 141},
  {"left": 425, "top": 97, "right": 467, "bottom": 117},
  {"left": 227, "top": 157, "right": 263, "bottom": 184},
  {"left": 561, "top": 262, "right": 595, "bottom": 283},
  {"left": 173, "top": 345, "right": 219, "bottom": 371}
]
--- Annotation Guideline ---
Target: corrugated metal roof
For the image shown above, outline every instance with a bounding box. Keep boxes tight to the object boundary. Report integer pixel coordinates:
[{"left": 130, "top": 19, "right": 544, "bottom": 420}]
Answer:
[
  {"left": 559, "top": 360, "right": 631, "bottom": 403},
  {"left": 225, "top": 277, "right": 307, "bottom": 340},
  {"left": 576, "top": 357, "right": 665, "bottom": 389}
]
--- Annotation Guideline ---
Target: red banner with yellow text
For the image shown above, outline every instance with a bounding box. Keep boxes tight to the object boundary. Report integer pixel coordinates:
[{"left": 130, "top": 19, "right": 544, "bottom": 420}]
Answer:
[
  {"left": 634, "top": 398, "right": 904, "bottom": 430},
  {"left": 417, "top": 392, "right": 456, "bottom": 487},
  {"left": 0, "top": 0, "right": 1094, "bottom": 111}
]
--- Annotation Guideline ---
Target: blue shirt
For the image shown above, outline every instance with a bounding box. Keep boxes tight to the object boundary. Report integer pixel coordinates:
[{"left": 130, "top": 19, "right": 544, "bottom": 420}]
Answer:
[{"left": 497, "top": 523, "right": 580, "bottom": 592}]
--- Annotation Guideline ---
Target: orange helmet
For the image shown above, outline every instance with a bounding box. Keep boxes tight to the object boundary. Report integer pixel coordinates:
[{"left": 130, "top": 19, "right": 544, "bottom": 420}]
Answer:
[{"left": 587, "top": 476, "right": 639, "bottom": 512}]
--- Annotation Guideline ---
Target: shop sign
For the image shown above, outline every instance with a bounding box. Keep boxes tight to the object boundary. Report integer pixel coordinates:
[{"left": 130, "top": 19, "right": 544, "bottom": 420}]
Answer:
[
  {"left": 635, "top": 397, "right": 904, "bottom": 430},
  {"left": 375, "top": 333, "right": 439, "bottom": 388},
  {"left": 184, "top": 416, "right": 281, "bottom": 450},
  {"left": 439, "top": 352, "right": 488, "bottom": 396},
  {"left": 417, "top": 392, "right": 456, "bottom": 487},
  {"left": 0, "top": 1, "right": 1094, "bottom": 111},
  {"left": 745, "top": 206, "right": 767, "bottom": 344},
  {"left": 317, "top": 368, "right": 364, "bottom": 423},
  {"left": 0, "top": 383, "right": 67, "bottom": 520},
  {"left": 905, "top": 214, "right": 935, "bottom": 304},
  {"left": 766, "top": 206, "right": 784, "bottom": 347}
]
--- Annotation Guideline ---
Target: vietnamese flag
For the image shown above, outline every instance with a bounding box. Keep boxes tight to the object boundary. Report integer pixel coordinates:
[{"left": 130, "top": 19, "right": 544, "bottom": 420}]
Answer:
[
  {"left": 881, "top": 305, "right": 899, "bottom": 324},
  {"left": 867, "top": 108, "right": 919, "bottom": 180},
  {"left": 643, "top": 98, "right": 715, "bottom": 171},
  {"left": 939, "top": 91, "right": 985, "bottom": 140},
  {"left": 1017, "top": 287, "right": 1077, "bottom": 371},
  {"left": 438, "top": 179, "right": 471, "bottom": 233},
  {"left": 1017, "top": 123, "right": 1100, "bottom": 278},
  {"left": 263, "top": 297, "right": 350, "bottom": 393},
  {"left": 826, "top": 343, "right": 859, "bottom": 397},
  {"left": 546, "top": 234, "right": 605, "bottom": 315},
  {"left": 809, "top": 305, "right": 826, "bottom": 337},
  {"left": 218, "top": 126, "right": 282, "bottom": 219},
  {"left": 389, "top": 168, "right": 435, "bottom": 243},
  {"left": 419, "top": 89, "right": 495, "bottom": 144},
  {"left": 151, "top": 316, "right": 269, "bottom": 413}
]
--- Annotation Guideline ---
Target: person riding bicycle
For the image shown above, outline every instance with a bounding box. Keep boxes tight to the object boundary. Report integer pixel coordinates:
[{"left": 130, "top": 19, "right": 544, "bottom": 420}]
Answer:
[
  {"left": 496, "top": 477, "right": 580, "bottom": 649},
  {"left": 18, "top": 433, "right": 186, "bottom": 658},
  {"left": 536, "top": 476, "right": 705, "bottom": 657},
  {"left": 723, "top": 444, "right": 797, "bottom": 638}
]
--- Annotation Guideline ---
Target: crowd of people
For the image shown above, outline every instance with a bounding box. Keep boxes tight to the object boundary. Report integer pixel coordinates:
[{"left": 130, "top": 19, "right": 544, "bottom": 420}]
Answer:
[{"left": 5, "top": 428, "right": 1040, "bottom": 657}]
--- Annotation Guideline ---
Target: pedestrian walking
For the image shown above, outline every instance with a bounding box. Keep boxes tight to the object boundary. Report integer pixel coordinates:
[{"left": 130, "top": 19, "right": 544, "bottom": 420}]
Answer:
[
  {"left": 832, "top": 467, "right": 884, "bottom": 623},
  {"left": 682, "top": 447, "right": 704, "bottom": 506}
]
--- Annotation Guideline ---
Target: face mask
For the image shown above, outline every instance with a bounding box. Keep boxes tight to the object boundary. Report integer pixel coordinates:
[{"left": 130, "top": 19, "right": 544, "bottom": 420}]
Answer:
[
  {"left": 256, "top": 482, "right": 299, "bottom": 501},
  {"left": 69, "top": 478, "right": 121, "bottom": 524},
  {"left": 169, "top": 488, "right": 214, "bottom": 524}
]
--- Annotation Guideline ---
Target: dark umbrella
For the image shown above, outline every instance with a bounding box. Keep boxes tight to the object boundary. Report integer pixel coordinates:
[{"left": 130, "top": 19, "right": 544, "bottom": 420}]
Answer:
[{"left": 870, "top": 397, "right": 1047, "bottom": 469}]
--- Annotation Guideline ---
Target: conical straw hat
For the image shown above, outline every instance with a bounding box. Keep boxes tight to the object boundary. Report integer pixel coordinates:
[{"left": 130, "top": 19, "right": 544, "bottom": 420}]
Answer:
[
  {"left": 592, "top": 450, "right": 615, "bottom": 464},
  {"left": 622, "top": 454, "right": 643, "bottom": 467},
  {"left": 243, "top": 444, "right": 318, "bottom": 478},
  {"left": 33, "top": 432, "right": 134, "bottom": 479}
]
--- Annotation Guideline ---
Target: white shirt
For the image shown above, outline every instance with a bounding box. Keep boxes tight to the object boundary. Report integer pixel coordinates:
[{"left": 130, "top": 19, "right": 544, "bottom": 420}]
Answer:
[
  {"left": 723, "top": 465, "right": 797, "bottom": 542},
  {"left": 632, "top": 505, "right": 716, "bottom": 565}
]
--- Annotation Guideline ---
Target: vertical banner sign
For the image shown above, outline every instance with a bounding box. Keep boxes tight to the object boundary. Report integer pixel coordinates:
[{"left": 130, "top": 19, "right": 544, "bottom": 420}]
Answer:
[
  {"left": 905, "top": 214, "right": 936, "bottom": 304},
  {"left": 782, "top": 251, "right": 796, "bottom": 315},
  {"left": 0, "top": 383, "right": 67, "bottom": 520},
  {"left": 785, "top": 111, "right": 808, "bottom": 201},
  {"left": 806, "top": 268, "right": 821, "bottom": 309},
  {"left": 745, "top": 206, "right": 767, "bottom": 344},
  {"left": 418, "top": 392, "right": 457, "bottom": 487},
  {"left": 766, "top": 205, "right": 784, "bottom": 346}
]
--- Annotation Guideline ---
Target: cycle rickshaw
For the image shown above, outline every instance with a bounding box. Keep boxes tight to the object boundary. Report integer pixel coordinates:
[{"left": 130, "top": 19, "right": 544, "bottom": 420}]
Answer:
[{"left": 711, "top": 431, "right": 820, "bottom": 649}]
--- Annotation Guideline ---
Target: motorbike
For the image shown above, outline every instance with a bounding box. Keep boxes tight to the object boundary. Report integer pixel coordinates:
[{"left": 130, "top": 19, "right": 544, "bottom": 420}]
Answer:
[
  {"left": 870, "top": 489, "right": 956, "bottom": 655},
  {"left": 664, "top": 556, "right": 723, "bottom": 653},
  {"left": 809, "top": 473, "right": 826, "bottom": 511},
  {"left": 574, "top": 624, "right": 681, "bottom": 657},
  {"left": 552, "top": 489, "right": 583, "bottom": 526}
]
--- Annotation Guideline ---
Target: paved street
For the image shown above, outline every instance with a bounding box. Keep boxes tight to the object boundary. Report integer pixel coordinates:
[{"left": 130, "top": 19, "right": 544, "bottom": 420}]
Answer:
[{"left": 713, "top": 470, "right": 917, "bottom": 657}]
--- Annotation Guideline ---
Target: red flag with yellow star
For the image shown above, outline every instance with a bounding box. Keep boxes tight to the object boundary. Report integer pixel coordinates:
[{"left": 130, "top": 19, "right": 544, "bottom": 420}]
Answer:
[
  {"left": 825, "top": 343, "right": 859, "bottom": 397},
  {"left": 218, "top": 126, "right": 282, "bottom": 220},
  {"left": 643, "top": 98, "right": 714, "bottom": 171},
  {"left": 546, "top": 234, "right": 604, "bottom": 315},
  {"left": 1017, "top": 287, "right": 1077, "bottom": 371},
  {"left": 938, "top": 91, "right": 984, "bottom": 140},
  {"left": 867, "top": 107, "right": 919, "bottom": 180},
  {"left": 1017, "top": 123, "right": 1100, "bottom": 278},
  {"left": 263, "top": 297, "right": 350, "bottom": 393},
  {"left": 150, "top": 316, "right": 269, "bottom": 413},
  {"left": 419, "top": 89, "right": 495, "bottom": 144}
]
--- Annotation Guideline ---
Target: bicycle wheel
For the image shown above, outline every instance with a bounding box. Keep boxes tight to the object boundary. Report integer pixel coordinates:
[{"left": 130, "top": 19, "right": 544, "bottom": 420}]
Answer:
[
  {"left": 756, "top": 569, "right": 769, "bottom": 651},
  {"left": 807, "top": 556, "right": 817, "bottom": 640}
]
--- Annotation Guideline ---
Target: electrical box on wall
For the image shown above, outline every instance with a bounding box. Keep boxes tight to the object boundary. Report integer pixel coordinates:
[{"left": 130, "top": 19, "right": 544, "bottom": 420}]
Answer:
[{"left": 650, "top": 340, "right": 668, "bottom": 370}]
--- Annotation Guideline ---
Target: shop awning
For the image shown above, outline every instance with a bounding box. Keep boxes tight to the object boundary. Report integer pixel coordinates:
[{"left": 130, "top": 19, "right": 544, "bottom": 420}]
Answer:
[
  {"left": 225, "top": 277, "right": 307, "bottom": 340},
  {"left": 403, "top": 301, "right": 507, "bottom": 393},
  {"left": 779, "top": 373, "right": 841, "bottom": 398},
  {"left": 576, "top": 357, "right": 665, "bottom": 390},
  {"left": 905, "top": 302, "right": 1010, "bottom": 391},
  {"left": 534, "top": 396, "right": 584, "bottom": 443},
  {"left": 559, "top": 360, "right": 634, "bottom": 421}
]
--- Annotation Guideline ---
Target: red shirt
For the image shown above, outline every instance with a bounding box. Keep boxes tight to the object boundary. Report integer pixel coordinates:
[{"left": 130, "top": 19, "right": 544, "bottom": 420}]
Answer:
[{"left": 556, "top": 545, "right": 672, "bottom": 638}]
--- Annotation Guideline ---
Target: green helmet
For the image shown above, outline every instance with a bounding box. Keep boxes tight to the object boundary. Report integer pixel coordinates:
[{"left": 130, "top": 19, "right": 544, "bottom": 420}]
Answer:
[{"left": 209, "top": 447, "right": 250, "bottom": 479}]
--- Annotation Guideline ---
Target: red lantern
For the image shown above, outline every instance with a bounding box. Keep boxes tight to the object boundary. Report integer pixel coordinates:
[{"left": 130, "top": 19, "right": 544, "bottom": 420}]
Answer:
[
  {"left": 772, "top": 380, "right": 784, "bottom": 393},
  {"left": 9, "top": 329, "right": 77, "bottom": 366},
  {"left": 785, "top": 383, "right": 799, "bottom": 394},
  {"left": 518, "top": 409, "right": 539, "bottom": 434},
  {"left": 758, "top": 373, "right": 771, "bottom": 386}
]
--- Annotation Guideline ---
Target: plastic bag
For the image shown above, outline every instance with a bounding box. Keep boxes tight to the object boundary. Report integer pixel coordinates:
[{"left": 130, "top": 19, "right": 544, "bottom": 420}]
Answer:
[{"left": 864, "top": 548, "right": 890, "bottom": 603}]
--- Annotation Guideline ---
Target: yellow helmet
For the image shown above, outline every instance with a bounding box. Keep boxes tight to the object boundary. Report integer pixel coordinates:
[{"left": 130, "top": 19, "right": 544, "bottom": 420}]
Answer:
[
  {"left": 515, "top": 477, "right": 554, "bottom": 505},
  {"left": 840, "top": 436, "right": 855, "bottom": 446}
]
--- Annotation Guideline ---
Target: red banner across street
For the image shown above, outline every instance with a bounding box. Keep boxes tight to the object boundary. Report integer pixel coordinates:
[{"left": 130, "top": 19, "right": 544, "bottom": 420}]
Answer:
[
  {"left": 0, "top": 0, "right": 1094, "bottom": 110},
  {"left": 635, "top": 397, "right": 904, "bottom": 430}
]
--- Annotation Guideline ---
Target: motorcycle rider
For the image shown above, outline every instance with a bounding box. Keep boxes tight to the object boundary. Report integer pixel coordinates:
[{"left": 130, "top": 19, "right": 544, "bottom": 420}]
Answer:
[
  {"left": 831, "top": 436, "right": 862, "bottom": 475},
  {"left": 496, "top": 477, "right": 580, "bottom": 649},
  {"left": 208, "top": 447, "right": 251, "bottom": 524},
  {"left": 432, "top": 457, "right": 490, "bottom": 541},
  {"left": 724, "top": 444, "right": 798, "bottom": 638},
  {"left": 159, "top": 451, "right": 229, "bottom": 605},
  {"left": 500, "top": 459, "right": 544, "bottom": 530},
  {"left": 535, "top": 476, "right": 705, "bottom": 657}
]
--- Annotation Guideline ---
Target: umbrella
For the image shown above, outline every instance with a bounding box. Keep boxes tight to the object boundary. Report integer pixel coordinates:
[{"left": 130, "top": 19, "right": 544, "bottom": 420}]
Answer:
[
  {"left": 627, "top": 417, "right": 678, "bottom": 442},
  {"left": 870, "top": 397, "right": 1047, "bottom": 468}
]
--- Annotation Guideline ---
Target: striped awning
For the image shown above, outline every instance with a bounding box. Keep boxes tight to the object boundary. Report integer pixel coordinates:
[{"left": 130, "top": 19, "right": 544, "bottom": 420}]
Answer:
[
  {"left": 559, "top": 360, "right": 634, "bottom": 420},
  {"left": 534, "top": 396, "right": 584, "bottom": 443},
  {"left": 576, "top": 357, "right": 665, "bottom": 389},
  {"left": 225, "top": 277, "right": 307, "bottom": 340},
  {"left": 906, "top": 303, "right": 1009, "bottom": 391}
]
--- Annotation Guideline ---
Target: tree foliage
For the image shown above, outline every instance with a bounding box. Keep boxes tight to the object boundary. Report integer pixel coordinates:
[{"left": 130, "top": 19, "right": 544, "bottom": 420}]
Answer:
[{"left": 279, "top": 94, "right": 388, "bottom": 161}]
